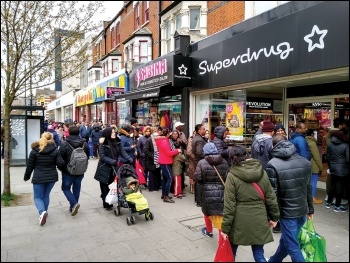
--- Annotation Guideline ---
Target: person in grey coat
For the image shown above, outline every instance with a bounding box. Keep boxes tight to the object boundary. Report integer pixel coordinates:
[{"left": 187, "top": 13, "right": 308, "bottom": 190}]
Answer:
[
  {"left": 194, "top": 143, "right": 229, "bottom": 238},
  {"left": 266, "top": 135, "right": 314, "bottom": 262},
  {"left": 325, "top": 128, "right": 349, "bottom": 212},
  {"left": 24, "top": 132, "right": 62, "bottom": 226}
]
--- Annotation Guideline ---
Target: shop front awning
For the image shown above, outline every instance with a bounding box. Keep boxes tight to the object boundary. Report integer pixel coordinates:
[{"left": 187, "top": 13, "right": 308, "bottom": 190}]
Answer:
[{"left": 115, "top": 87, "right": 161, "bottom": 101}]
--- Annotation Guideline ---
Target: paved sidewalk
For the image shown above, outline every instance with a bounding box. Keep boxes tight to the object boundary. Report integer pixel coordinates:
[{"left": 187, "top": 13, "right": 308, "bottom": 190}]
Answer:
[{"left": 1, "top": 158, "right": 349, "bottom": 262}]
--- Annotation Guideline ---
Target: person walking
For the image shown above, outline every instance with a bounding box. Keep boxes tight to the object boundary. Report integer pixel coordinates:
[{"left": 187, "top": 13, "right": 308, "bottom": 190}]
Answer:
[
  {"left": 57, "top": 125, "right": 89, "bottom": 216},
  {"left": 221, "top": 145, "right": 279, "bottom": 262},
  {"left": 266, "top": 135, "right": 314, "bottom": 262},
  {"left": 24, "top": 132, "right": 61, "bottom": 226},
  {"left": 94, "top": 127, "right": 133, "bottom": 210},
  {"left": 155, "top": 127, "right": 182, "bottom": 203},
  {"left": 90, "top": 124, "right": 102, "bottom": 158},
  {"left": 305, "top": 129, "right": 324, "bottom": 204},
  {"left": 325, "top": 128, "right": 349, "bottom": 212},
  {"left": 194, "top": 143, "right": 229, "bottom": 238}
]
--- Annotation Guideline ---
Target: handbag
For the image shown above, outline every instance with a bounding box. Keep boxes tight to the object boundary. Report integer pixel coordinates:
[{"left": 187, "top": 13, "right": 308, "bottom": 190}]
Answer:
[
  {"left": 298, "top": 218, "right": 327, "bottom": 262},
  {"left": 214, "top": 237, "right": 235, "bottom": 262},
  {"left": 105, "top": 179, "right": 119, "bottom": 205}
]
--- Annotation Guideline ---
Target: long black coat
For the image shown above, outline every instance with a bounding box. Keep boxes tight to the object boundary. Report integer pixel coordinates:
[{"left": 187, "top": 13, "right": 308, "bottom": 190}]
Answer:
[
  {"left": 143, "top": 136, "right": 157, "bottom": 171},
  {"left": 24, "top": 141, "right": 60, "bottom": 184},
  {"left": 327, "top": 130, "right": 349, "bottom": 177},
  {"left": 194, "top": 155, "right": 229, "bottom": 216}
]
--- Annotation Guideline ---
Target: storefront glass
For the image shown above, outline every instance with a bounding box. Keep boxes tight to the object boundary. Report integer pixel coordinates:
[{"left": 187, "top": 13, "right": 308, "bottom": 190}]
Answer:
[
  {"left": 64, "top": 105, "right": 73, "bottom": 123},
  {"left": 117, "top": 100, "right": 130, "bottom": 127}
]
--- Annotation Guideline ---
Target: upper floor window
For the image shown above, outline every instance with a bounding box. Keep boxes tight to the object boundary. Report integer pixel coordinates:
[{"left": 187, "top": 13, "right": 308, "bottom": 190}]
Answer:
[
  {"left": 143, "top": 1, "right": 149, "bottom": 23},
  {"left": 111, "top": 27, "right": 115, "bottom": 48},
  {"left": 176, "top": 13, "right": 182, "bottom": 31},
  {"left": 134, "top": 3, "right": 140, "bottom": 30},
  {"left": 112, "top": 59, "right": 119, "bottom": 73},
  {"left": 116, "top": 23, "right": 120, "bottom": 45},
  {"left": 95, "top": 70, "right": 100, "bottom": 81},
  {"left": 166, "top": 20, "right": 171, "bottom": 52},
  {"left": 103, "top": 62, "right": 108, "bottom": 77},
  {"left": 139, "top": 41, "right": 148, "bottom": 63},
  {"left": 190, "top": 8, "right": 200, "bottom": 30}
]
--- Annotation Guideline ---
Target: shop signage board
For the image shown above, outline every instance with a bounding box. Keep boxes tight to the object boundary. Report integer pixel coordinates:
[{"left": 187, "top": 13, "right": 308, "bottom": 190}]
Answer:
[
  {"left": 191, "top": 1, "right": 349, "bottom": 89},
  {"left": 129, "top": 54, "right": 192, "bottom": 91}
]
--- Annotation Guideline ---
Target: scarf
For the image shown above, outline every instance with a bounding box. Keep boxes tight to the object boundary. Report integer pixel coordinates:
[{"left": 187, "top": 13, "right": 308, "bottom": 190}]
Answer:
[{"left": 151, "top": 133, "right": 159, "bottom": 168}]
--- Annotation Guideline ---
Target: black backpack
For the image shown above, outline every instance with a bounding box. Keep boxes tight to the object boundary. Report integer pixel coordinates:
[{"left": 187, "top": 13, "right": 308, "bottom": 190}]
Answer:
[{"left": 67, "top": 142, "right": 88, "bottom": 175}]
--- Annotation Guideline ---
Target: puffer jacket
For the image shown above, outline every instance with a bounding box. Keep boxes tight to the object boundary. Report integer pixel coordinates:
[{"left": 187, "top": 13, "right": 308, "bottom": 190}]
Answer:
[
  {"left": 194, "top": 155, "right": 229, "bottom": 216},
  {"left": 212, "top": 126, "right": 229, "bottom": 161},
  {"left": 137, "top": 134, "right": 150, "bottom": 170},
  {"left": 57, "top": 135, "right": 89, "bottom": 175},
  {"left": 192, "top": 133, "right": 207, "bottom": 164},
  {"left": 306, "top": 136, "right": 323, "bottom": 174},
  {"left": 24, "top": 141, "right": 60, "bottom": 184},
  {"left": 290, "top": 131, "right": 310, "bottom": 160},
  {"left": 118, "top": 129, "right": 136, "bottom": 163},
  {"left": 155, "top": 136, "right": 179, "bottom": 164},
  {"left": 221, "top": 159, "right": 279, "bottom": 246},
  {"left": 266, "top": 140, "right": 314, "bottom": 218},
  {"left": 327, "top": 130, "right": 349, "bottom": 177},
  {"left": 251, "top": 134, "right": 273, "bottom": 170}
]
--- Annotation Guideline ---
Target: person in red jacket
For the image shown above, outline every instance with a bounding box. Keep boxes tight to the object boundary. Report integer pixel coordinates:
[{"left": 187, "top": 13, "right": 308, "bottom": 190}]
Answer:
[{"left": 155, "top": 126, "right": 182, "bottom": 203}]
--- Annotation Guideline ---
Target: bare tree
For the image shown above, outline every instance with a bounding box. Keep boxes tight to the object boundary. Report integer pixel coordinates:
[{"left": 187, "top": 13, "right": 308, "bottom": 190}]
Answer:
[{"left": 1, "top": 1, "right": 105, "bottom": 195}]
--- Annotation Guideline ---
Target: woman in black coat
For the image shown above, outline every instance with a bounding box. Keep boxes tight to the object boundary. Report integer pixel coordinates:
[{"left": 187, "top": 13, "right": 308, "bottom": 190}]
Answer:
[
  {"left": 94, "top": 127, "right": 133, "bottom": 210},
  {"left": 24, "top": 132, "right": 61, "bottom": 226}
]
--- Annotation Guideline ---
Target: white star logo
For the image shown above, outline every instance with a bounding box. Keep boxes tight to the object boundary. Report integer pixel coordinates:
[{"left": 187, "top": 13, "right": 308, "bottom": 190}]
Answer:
[
  {"left": 178, "top": 64, "right": 188, "bottom": 75},
  {"left": 304, "top": 25, "right": 328, "bottom": 52}
]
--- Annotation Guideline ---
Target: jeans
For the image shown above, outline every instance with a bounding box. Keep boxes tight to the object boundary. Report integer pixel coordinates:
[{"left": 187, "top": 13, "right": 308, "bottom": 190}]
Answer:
[
  {"left": 231, "top": 244, "right": 266, "bottom": 262},
  {"left": 269, "top": 216, "right": 306, "bottom": 262},
  {"left": 160, "top": 164, "right": 173, "bottom": 197},
  {"left": 61, "top": 172, "right": 84, "bottom": 211},
  {"left": 33, "top": 182, "right": 56, "bottom": 215},
  {"left": 311, "top": 173, "right": 319, "bottom": 197}
]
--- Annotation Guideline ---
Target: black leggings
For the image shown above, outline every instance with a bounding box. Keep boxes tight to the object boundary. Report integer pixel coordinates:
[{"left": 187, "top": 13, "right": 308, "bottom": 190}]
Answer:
[
  {"left": 99, "top": 173, "right": 115, "bottom": 208},
  {"left": 327, "top": 174, "right": 346, "bottom": 207}
]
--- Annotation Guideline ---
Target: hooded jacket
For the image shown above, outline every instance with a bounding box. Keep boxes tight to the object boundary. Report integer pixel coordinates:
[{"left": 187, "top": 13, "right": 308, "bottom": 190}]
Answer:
[
  {"left": 155, "top": 136, "right": 179, "bottom": 164},
  {"left": 266, "top": 140, "right": 314, "bottom": 218},
  {"left": 24, "top": 141, "right": 60, "bottom": 183},
  {"left": 194, "top": 155, "right": 229, "bottom": 216},
  {"left": 251, "top": 133, "right": 273, "bottom": 170},
  {"left": 221, "top": 159, "right": 279, "bottom": 246},
  {"left": 327, "top": 130, "right": 349, "bottom": 177},
  {"left": 212, "top": 126, "right": 229, "bottom": 161}
]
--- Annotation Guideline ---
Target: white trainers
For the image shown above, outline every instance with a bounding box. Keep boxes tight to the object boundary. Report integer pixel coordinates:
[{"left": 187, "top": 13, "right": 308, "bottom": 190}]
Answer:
[{"left": 39, "top": 211, "right": 48, "bottom": 226}]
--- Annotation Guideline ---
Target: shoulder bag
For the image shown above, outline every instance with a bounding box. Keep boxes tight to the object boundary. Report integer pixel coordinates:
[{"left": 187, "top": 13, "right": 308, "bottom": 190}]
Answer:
[{"left": 212, "top": 166, "right": 225, "bottom": 187}]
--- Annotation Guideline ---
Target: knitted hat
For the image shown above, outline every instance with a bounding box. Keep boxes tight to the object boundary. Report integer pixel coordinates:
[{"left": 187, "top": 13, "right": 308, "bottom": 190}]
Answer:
[
  {"left": 274, "top": 124, "right": 286, "bottom": 134},
  {"left": 261, "top": 120, "right": 275, "bottom": 132},
  {"left": 203, "top": 142, "right": 218, "bottom": 155}
]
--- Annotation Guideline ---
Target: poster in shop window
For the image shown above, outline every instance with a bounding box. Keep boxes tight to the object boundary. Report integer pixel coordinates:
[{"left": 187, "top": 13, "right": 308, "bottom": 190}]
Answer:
[{"left": 226, "top": 102, "right": 245, "bottom": 141}]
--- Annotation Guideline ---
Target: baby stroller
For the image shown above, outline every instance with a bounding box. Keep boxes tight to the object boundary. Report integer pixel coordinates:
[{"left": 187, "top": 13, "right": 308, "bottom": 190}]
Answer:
[{"left": 114, "top": 164, "right": 154, "bottom": 225}]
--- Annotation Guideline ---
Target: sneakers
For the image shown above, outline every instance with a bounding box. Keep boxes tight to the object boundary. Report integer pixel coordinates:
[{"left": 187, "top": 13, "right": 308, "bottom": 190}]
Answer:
[
  {"left": 325, "top": 202, "right": 333, "bottom": 209},
  {"left": 71, "top": 203, "right": 80, "bottom": 216},
  {"left": 313, "top": 198, "right": 323, "bottom": 204},
  {"left": 334, "top": 206, "right": 348, "bottom": 213},
  {"left": 201, "top": 227, "right": 213, "bottom": 238},
  {"left": 39, "top": 211, "right": 48, "bottom": 226},
  {"left": 324, "top": 195, "right": 348, "bottom": 205}
]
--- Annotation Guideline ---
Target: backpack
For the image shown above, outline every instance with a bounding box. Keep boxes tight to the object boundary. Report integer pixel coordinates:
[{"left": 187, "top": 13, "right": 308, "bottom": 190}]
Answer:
[{"left": 67, "top": 142, "right": 88, "bottom": 175}]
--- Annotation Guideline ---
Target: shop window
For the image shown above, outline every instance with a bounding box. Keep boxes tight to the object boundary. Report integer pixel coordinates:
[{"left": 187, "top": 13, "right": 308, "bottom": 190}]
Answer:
[
  {"left": 143, "top": 1, "right": 149, "bottom": 23},
  {"left": 139, "top": 41, "right": 148, "bottom": 63},
  {"left": 190, "top": 8, "right": 200, "bottom": 30}
]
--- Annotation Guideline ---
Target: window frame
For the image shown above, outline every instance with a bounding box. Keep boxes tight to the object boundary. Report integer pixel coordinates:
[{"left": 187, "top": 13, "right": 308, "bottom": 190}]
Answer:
[
  {"left": 190, "top": 8, "right": 201, "bottom": 30},
  {"left": 166, "top": 20, "right": 171, "bottom": 53},
  {"left": 112, "top": 59, "right": 119, "bottom": 73},
  {"left": 176, "top": 12, "right": 182, "bottom": 32},
  {"left": 111, "top": 27, "right": 115, "bottom": 48},
  {"left": 139, "top": 41, "right": 148, "bottom": 63},
  {"left": 95, "top": 70, "right": 100, "bottom": 81},
  {"left": 116, "top": 22, "right": 120, "bottom": 45},
  {"left": 134, "top": 2, "right": 140, "bottom": 30},
  {"left": 143, "top": 1, "right": 149, "bottom": 23}
]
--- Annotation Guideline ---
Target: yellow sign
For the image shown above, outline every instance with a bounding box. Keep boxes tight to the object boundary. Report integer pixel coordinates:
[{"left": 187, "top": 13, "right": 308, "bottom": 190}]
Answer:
[{"left": 226, "top": 102, "right": 245, "bottom": 141}]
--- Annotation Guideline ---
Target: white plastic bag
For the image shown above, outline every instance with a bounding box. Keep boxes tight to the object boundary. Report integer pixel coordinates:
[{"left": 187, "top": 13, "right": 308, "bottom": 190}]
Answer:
[{"left": 105, "top": 181, "right": 118, "bottom": 205}]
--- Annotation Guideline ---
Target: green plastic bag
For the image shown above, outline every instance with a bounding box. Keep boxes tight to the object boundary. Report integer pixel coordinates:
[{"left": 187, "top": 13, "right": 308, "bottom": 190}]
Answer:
[{"left": 298, "top": 218, "right": 327, "bottom": 262}]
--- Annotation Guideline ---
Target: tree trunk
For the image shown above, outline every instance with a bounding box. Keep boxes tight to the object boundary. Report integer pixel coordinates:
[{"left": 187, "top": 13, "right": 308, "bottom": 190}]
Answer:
[{"left": 2, "top": 98, "right": 12, "bottom": 196}]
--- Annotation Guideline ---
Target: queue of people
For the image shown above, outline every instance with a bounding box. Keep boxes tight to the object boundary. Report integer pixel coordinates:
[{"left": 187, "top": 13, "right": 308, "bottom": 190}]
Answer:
[{"left": 20, "top": 117, "right": 348, "bottom": 263}]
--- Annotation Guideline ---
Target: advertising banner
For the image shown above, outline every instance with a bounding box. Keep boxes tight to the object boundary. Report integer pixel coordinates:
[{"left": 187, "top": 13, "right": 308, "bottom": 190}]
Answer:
[{"left": 226, "top": 102, "right": 245, "bottom": 141}]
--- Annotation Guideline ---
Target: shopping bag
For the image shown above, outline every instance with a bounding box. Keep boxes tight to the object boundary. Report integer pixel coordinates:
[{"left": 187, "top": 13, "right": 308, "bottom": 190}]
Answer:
[
  {"left": 214, "top": 237, "right": 235, "bottom": 262},
  {"left": 298, "top": 218, "right": 327, "bottom": 262},
  {"left": 135, "top": 159, "right": 146, "bottom": 185},
  {"left": 105, "top": 181, "right": 118, "bottom": 205}
]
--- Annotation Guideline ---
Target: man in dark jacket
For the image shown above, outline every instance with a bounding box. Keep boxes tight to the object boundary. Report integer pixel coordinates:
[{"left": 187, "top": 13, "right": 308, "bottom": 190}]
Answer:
[
  {"left": 79, "top": 121, "right": 92, "bottom": 143},
  {"left": 266, "top": 135, "right": 314, "bottom": 262},
  {"left": 57, "top": 125, "right": 89, "bottom": 216}
]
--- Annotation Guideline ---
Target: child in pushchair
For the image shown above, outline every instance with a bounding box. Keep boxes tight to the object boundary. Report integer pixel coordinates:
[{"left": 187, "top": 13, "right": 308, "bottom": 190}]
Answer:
[{"left": 114, "top": 164, "right": 154, "bottom": 225}]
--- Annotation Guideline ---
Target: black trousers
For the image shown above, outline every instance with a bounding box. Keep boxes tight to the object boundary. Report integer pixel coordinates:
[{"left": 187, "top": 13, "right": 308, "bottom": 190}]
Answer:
[
  {"left": 99, "top": 172, "right": 115, "bottom": 208},
  {"left": 327, "top": 174, "right": 346, "bottom": 207}
]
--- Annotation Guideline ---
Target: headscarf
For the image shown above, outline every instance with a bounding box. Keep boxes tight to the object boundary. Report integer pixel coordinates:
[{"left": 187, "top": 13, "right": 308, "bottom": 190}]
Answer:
[{"left": 101, "top": 127, "right": 118, "bottom": 160}]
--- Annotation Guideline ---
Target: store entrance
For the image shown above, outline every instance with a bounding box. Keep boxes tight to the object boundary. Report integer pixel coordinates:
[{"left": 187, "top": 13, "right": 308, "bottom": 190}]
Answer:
[{"left": 286, "top": 96, "right": 349, "bottom": 182}]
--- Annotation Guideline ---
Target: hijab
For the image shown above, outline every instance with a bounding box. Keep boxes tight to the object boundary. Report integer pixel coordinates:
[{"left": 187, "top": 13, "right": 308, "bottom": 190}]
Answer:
[{"left": 101, "top": 127, "right": 118, "bottom": 159}]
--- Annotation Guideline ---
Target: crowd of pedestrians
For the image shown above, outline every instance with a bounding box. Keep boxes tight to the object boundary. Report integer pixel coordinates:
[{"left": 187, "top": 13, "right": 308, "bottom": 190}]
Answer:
[{"left": 19, "top": 116, "right": 348, "bottom": 262}]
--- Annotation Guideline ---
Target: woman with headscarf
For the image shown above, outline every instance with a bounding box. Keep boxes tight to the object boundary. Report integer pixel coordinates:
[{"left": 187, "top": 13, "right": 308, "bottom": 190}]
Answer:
[{"left": 94, "top": 127, "right": 133, "bottom": 210}]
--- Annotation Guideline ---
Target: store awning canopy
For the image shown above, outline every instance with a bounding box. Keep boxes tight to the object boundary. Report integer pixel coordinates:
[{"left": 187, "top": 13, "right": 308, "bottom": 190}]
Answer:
[{"left": 115, "top": 87, "right": 161, "bottom": 101}]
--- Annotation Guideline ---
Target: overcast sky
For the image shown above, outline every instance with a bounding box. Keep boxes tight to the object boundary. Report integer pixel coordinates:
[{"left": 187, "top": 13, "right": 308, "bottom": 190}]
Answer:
[{"left": 90, "top": 1, "right": 124, "bottom": 28}]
